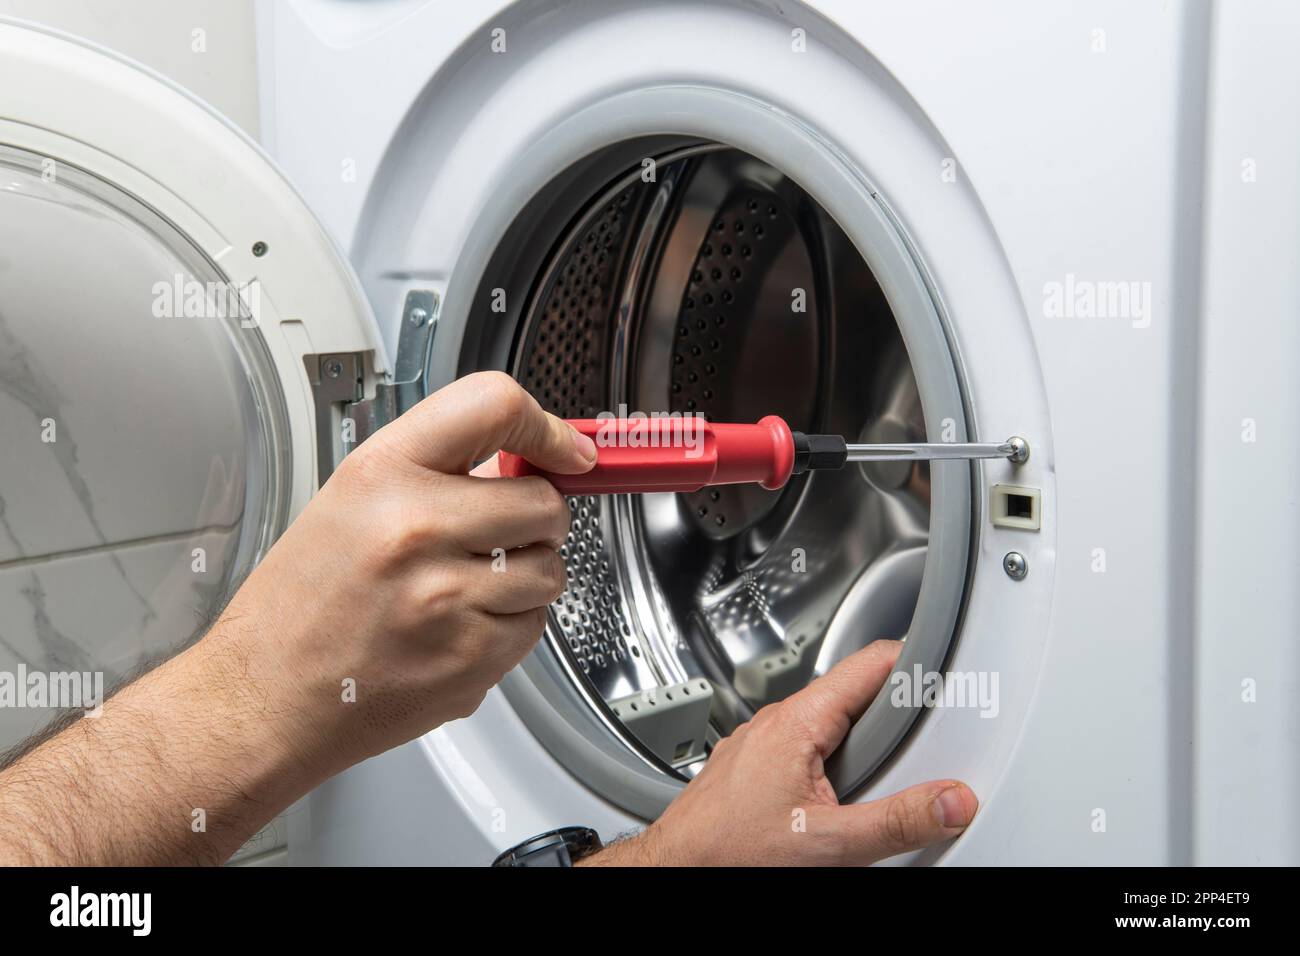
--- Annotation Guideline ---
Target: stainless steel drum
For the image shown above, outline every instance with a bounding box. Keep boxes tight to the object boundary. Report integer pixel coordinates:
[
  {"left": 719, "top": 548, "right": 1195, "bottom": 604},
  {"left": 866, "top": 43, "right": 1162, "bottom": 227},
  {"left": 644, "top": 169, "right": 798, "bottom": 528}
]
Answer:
[{"left": 463, "top": 142, "right": 966, "bottom": 813}]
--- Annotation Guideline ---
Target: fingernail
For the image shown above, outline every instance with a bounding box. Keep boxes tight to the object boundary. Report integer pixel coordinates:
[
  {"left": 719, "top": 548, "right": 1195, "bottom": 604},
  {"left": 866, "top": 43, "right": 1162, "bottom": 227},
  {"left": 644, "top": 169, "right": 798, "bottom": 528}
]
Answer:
[
  {"left": 572, "top": 429, "right": 597, "bottom": 463},
  {"left": 933, "top": 786, "right": 972, "bottom": 829}
]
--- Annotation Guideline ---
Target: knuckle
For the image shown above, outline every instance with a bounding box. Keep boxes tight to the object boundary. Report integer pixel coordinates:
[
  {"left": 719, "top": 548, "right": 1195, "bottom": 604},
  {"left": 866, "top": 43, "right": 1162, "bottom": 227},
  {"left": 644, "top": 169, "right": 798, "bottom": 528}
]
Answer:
[
  {"left": 541, "top": 486, "right": 571, "bottom": 535},
  {"left": 718, "top": 717, "right": 753, "bottom": 752},
  {"left": 512, "top": 479, "right": 570, "bottom": 543},
  {"left": 882, "top": 798, "right": 918, "bottom": 852},
  {"left": 464, "top": 372, "right": 530, "bottom": 443},
  {"left": 712, "top": 730, "right": 740, "bottom": 756},
  {"left": 749, "top": 702, "right": 782, "bottom": 734},
  {"left": 374, "top": 517, "right": 432, "bottom": 564},
  {"left": 543, "top": 548, "right": 567, "bottom": 600},
  {"left": 414, "top": 569, "right": 459, "bottom": 620},
  {"left": 363, "top": 528, "right": 416, "bottom": 576},
  {"left": 478, "top": 372, "right": 528, "bottom": 418},
  {"left": 523, "top": 401, "right": 550, "bottom": 443}
]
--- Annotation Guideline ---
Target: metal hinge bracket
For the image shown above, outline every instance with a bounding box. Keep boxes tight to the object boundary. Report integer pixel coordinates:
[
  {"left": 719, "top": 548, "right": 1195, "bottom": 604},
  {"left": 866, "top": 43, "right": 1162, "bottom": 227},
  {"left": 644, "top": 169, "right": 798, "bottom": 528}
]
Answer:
[{"left": 304, "top": 290, "right": 440, "bottom": 485}]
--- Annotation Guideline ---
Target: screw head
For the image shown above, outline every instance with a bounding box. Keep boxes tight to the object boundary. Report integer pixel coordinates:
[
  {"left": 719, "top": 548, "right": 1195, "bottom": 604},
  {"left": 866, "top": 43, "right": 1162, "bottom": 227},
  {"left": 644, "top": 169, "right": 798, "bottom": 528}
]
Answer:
[
  {"left": 408, "top": 307, "right": 428, "bottom": 328},
  {"left": 1003, "top": 551, "right": 1028, "bottom": 580},
  {"left": 324, "top": 359, "right": 344, "bottom": 379},
  {"left": 252, "top": 241, "right": 268, "bottom": 257},
  {"left": 1006, "top": 436, "right": 1030, "bottom": 465}
]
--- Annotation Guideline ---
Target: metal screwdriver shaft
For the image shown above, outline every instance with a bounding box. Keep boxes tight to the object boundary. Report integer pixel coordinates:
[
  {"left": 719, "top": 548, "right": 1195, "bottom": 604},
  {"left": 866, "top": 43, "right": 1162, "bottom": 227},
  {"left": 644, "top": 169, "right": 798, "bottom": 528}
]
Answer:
[{"left": 844, "top": 436, "right": 1029, "bottom": 464}]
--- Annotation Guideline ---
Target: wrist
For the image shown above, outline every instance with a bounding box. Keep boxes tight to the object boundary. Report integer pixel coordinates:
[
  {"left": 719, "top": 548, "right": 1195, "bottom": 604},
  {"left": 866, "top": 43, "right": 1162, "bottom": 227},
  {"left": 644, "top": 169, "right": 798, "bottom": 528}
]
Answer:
[
  {"left": 0, "top": 623, "right": 328, "bottom": 866},
  {"left": 183, "top": 618, "right": 339, "bottom": 802},
  {"left": 577, "top": 826, "right": 668, "bottom": 867}
]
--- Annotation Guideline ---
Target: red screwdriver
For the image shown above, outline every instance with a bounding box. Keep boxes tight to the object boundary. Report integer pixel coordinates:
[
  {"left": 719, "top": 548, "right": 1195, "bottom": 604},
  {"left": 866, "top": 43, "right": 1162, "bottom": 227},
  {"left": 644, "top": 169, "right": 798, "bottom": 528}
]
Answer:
[{"left": 498, "top": 416, "right": 1028, "bottom": 494}]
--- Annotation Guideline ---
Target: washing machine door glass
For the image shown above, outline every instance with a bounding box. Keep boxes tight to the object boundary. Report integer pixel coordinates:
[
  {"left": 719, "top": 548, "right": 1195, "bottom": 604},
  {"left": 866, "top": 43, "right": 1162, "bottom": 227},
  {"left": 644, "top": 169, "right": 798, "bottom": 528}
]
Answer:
[{"left": 0, "top": 24, "right": 381, "bottom": 752}]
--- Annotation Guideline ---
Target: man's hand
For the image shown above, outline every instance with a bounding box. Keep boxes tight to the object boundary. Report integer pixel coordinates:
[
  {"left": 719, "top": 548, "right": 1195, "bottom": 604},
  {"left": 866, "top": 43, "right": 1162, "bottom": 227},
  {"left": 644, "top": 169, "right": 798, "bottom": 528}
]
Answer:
[
  {"left": 0, "top": 373, "right": 594, "bottom": 865},
  {"left": 221, "top": 371, "right": 596, "bottom": 774},
  {"left": 584, "top": 640, "right": 978, "bottom": 866}
]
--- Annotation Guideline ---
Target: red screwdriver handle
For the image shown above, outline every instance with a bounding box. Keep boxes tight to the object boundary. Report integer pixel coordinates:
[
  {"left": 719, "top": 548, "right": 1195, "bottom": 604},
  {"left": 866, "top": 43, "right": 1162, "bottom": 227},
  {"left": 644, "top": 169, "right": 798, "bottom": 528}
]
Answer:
[{"left": 498, "top": 415, "right": 796, "bottom": 494}]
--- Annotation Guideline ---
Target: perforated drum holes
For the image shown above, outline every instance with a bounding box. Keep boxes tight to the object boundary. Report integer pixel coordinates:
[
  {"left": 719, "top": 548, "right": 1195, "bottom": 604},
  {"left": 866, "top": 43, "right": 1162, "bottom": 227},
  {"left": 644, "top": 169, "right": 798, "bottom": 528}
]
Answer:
[
  {"left": 520, "top": 184, "right": 641, "bottom": 421},
  {"left": 517, "top": 181, "right": 652, "bottom": 678},
  {"left": 555, "top": 494, "right": 630, "bottom": 676},
  {"left": 673, "top": 190, "right": 797, "bottom": 538}
]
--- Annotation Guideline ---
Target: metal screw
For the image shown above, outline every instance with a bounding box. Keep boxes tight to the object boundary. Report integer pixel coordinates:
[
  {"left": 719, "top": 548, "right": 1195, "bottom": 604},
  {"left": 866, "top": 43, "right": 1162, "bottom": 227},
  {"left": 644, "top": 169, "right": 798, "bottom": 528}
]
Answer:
[
  {"left": 408, "top": 307, "right": 429, "bottom": 328},
  {"left": 1003, "top": 551, "right": 1028, "bottom": 580},
  {"left": 252, "top": 241, "right": 268, "bottom": 257},
  {"left": 1007, "top": 436, "right": 1030, "bottom": 465},
  {"left": 324, "top": 359, "right": 344, "bottom": 379}
]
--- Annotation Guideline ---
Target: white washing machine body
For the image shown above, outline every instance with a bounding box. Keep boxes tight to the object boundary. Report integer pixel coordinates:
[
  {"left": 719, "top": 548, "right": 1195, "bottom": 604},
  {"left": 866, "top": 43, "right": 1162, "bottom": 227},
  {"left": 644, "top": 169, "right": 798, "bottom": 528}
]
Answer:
[{"left": 25, "top": 0, "right": 1277, "bottom": 866}]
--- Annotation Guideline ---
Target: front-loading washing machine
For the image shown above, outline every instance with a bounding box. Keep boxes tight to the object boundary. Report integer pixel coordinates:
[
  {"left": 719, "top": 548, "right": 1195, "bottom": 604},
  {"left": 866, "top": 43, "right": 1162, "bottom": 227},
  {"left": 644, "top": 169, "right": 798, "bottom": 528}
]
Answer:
[{"left": 3, "top": 0, "right": 1296, "bottom": 866}]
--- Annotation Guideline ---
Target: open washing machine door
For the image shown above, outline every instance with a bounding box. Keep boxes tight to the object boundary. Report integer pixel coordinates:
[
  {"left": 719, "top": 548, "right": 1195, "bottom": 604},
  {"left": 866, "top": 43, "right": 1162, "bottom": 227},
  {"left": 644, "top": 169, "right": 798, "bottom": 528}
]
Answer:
[{"left": 0, "top": 21, "right": 395, "bottom": 774}]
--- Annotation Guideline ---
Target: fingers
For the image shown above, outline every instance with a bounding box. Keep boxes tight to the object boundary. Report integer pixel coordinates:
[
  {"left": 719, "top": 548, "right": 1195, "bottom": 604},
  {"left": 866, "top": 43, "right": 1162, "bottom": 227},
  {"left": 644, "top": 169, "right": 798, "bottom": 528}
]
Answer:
[
  {"left": 442, "top": 474, "right": 572, "bottom": 553},
  {"left": 395, "top": 372, "right": 597, "bottom": 476},
  {"left": 820, "top": 780, "right": 979, "bottom": 865},
  {"left": 783, "top": 639, "right": 903, "bottom": 756},
  {"left": 466, "top": 544, "right": 566, "bottom": 615}
]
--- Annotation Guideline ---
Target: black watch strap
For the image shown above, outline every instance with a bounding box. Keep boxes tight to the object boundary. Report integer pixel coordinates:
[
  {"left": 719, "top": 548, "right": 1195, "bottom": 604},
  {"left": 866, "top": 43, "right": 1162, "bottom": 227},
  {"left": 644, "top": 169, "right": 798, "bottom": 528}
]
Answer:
[{"left": 491, "top": 827, "right": 602, "bottom": 867}]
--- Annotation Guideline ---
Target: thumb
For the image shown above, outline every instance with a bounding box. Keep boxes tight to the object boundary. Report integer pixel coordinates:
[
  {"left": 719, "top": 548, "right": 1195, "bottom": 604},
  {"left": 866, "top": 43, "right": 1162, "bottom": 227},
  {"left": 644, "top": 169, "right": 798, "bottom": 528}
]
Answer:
[
  {"left": 818, "top": 780, "right": 978, "bottom": 865},
  {"left": 386, "top": 371, "right": 597, "bottom": 475}
]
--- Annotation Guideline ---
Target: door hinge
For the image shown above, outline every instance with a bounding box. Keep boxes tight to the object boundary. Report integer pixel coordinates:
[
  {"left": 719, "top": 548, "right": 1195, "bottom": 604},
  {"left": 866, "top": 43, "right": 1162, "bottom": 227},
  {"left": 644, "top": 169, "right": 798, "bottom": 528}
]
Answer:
[{"left": 304, "top": 290, "right": 439, "bottom": 485}]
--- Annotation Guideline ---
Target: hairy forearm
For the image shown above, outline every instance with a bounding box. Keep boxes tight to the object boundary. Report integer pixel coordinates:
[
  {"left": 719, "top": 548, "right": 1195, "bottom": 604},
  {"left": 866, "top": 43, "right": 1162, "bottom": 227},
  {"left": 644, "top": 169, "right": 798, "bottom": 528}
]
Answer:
[
  {"left": 578, "top": 831, "right": 662, "bottom": 866},
  {"left": 0, "top": 621, "right": 325, "bottom": 866}
]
